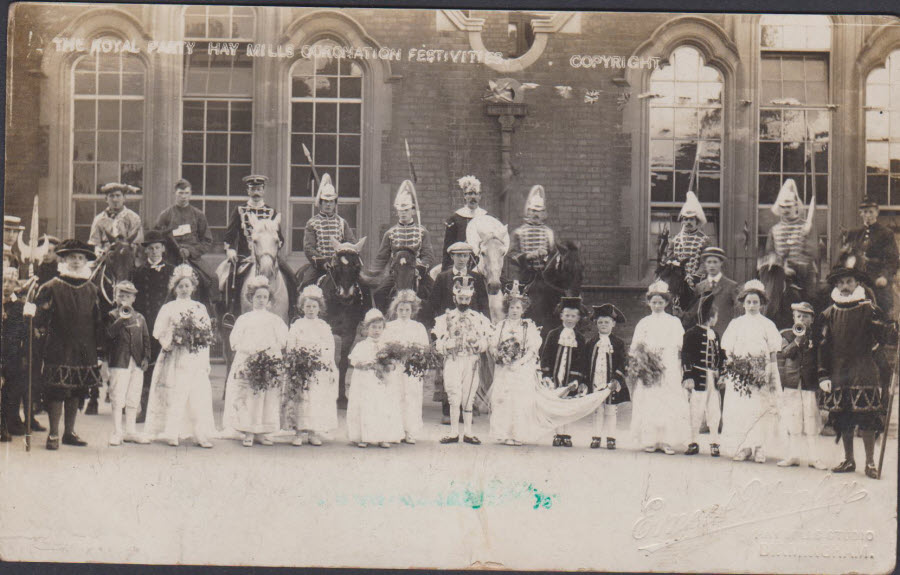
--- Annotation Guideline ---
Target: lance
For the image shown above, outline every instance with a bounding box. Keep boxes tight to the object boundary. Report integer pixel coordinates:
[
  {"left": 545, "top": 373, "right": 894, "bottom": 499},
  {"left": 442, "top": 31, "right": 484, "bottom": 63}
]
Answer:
[
  {"left": 302, "top": 143, "right": 321, "bottom": 189},
  {"left": 404, "top": 138, "right": 422, "bottom": 227},
  {"left": 24, "top": 194, "right": 39, "bottom": 451},
  {"left": 803, "top": 112, "right": 817, "bottom": 236}
]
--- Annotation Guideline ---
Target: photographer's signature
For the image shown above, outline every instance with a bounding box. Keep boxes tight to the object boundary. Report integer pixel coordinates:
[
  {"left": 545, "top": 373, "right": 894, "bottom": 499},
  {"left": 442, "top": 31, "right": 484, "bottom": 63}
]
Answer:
[{"left": 633, "top": 476, "right": 868, "bottom": 553}]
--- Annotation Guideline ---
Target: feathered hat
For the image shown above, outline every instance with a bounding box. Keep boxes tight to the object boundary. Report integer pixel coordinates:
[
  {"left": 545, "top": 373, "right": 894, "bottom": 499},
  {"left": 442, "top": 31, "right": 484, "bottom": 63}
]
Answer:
[
  {"left": 524, "top": 185, "right": 546, "bottom": 212},
  {"left": 316, "top": 173, "right": 338, "bottom": 204},
  {"left": 458, "top": 175, "right": 481, "bottom": 194},
  {"left": 678, "top": 191, "right": 707, "bottom": 224},
  {"left": 826, "top": 254, "right": 872, "bottom": 286},
  {"left": 394, "top": 180, "right": 416, "bottom": 211},
  {"left": 55, "top": 238, "right": 97, "bottom": 260},
  {"left": 737, "top": 279, "right": 768, "bottom": 303},
  {"left": 771, "top": 179, "right": 801, "bottom": 216}
]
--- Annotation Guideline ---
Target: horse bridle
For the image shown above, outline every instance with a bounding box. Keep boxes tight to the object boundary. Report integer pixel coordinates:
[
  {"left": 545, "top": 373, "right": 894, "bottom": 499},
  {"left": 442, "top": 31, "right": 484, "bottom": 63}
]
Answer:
[
  {"left": 325, "top": 250, "right": 364, "bottom": 303},
  {"left": 523, "top": 251, "right": 567, "bottom": 296}
]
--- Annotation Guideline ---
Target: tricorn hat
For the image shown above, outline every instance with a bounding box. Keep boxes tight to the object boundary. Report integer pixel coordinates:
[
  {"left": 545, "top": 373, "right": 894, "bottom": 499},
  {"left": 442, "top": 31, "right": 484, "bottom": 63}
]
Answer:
[
  {"left": 55, "top": 238, "right": 97, "bottom": 260},
  {"left": 592, "top": 303, "right": 625, "bottom": 323}
]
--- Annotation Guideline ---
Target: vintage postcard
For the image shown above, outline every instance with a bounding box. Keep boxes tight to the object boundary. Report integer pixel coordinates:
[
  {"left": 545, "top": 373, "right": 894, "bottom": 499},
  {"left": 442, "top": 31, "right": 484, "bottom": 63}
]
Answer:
[{"left": 1, "top": 3, "right": 898, "bottom": 572}]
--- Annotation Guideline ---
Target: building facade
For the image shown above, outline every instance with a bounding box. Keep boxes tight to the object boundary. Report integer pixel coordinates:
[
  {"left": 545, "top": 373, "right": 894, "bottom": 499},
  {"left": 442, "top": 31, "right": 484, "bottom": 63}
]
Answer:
[{"left": 5, "top": 6, "right": 900, "bottom": 328}]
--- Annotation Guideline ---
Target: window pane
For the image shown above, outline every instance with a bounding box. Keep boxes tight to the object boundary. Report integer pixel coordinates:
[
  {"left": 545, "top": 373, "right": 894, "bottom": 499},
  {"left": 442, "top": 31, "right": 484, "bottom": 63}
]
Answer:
[
  {"left": 759, "top": 142, "right": 780, "bottom": 173},
  {"left": 291, "top": 166, "right": 314, "bottom": 197},
  {"left": 340, "top": 103, "right": 361, "bottom": 134},
  {"left": 782, "top": 142, "right": 805, "bottom": 173},
  {"left": 205, "top": 165, "right": 227, "bottom": 194},
  {"left": 650, "top": 140, "right": 674, "bottom": 167},
  {"left": 650, "top": 171, "right": 672, "bottom": 203},
  {"left": 812, "top": 142, "right": 828, "bottom": 173},
  {"left": 184, "top": 101, "right": 205, "bottom": 131},
  {"left": 121, "top": 163, "right": 143, "bottom": 188},
  {"left": 205, "top": 200, "right": 227, "bottom": 228},
  {"left": 760, "top": 110, "right": 782, "bottom": 140},
  {"left": 698, "top": 141, "right": 720, "bottom": 171},
  {"left": 315, "top": 76, "right": 337, "bottom": 98},
  {"left": 207, "top": 101, "right": 229, "bottom": 130},
  {"left": 231, "top": 101, "right": 252, "bottom": 132},
  {"left": 341, "top": 77, "right": 362, "bottom": 99},
  {"left": 73, "top": 131, "right": 95, "bottom": 162},
  {"left": 74, "top": 72, "right": 96, "bottom": 95},
  {"left": 292, "top": 102, "right": 313, "bottom": 133},
  {"left": 674, "top": 141, "right": 697, "bottom": 170},
  {"left": 891, "top": 177, "right": 900, "bottom": 205},
  {"left": 229, "top": 166, "right": 251, "bottom": 196},
  {"left": 206, "top": 133, "right": 228, "bottom": 163},
  {"left": 292, "top": 76, "right": 313, "bottom": 98},
  {"left": 233, "top": 14, "right": 254, "bottom": 39},
  {"left": 230, "top": 133, "right": 251, "bottom": 164},
  {"left": 339, "top": 135, "right": 361, "bottom": 166},
  {"left": 75, "top": 200, "right": 96, "bottom": 224},
  {"left": 891, "top": 143, "right": 900, "bottom": 173},
  {"left": 649, "top": 81, "right": 674, "bottom": 105},
  {"left": 291, "top": 134, "right": 313, "bottom": 166},
  {"left": 698, "top": 82, "right": 721, "bottom": 105},
  {"left": 338, "top": 203, "right": 358, "bottom": 230},
  {"left": 121, "top": 132, "right": 143, "bottom": 162},
  {"left": 782, "top": 110, "right": 805, "bottom": 142},
  {"left": 699, "top": 108, "right": 722, "bottom": 139},
  {"left": 183, "top": 164, "right": 204, "bottom": 194},
  {"left": 97, "top": 131, "right": 119, "bottom": 161},
  {"left": 97, "top": 162, "right": 118, "bottom": 186},
  {"left": 98, "top": 72, "right": 119, "bottom": 95},
  {"left": 674, "top": 81, "right": 697, "bottom": 105},
  {"left": 182, "top": 133, "right": 204, "bottom": 163},
  {"left": 758, "top": 174, "right": 782, "bottom": 204},
  {"left": 121, "top": 101, "right": 143, "bottom": 130},
  {"left": 315, "top": 102, "right": 337, "bottom": 133},
  {"left": 783, "top": 80, "right": 805, "bottom": 102},
  {"left": 337, "top": 168, "right": 360, "bottom": 198},
  {"left": 673, "top": 108, "right": 698, "bottom": 139},
  {"left": 697, "top": 173, "right": 720, "bottom": 203},
  {"left": 315, "top": 55, "right": 338, "bottom": 77},
  {"left": 867, "top": 142, "right": 889, "bottom": 173},
  {"left": 674, "top": 172, "right": 693, "bottom": 203},
  {"left": 315, "top": 134, "right": 337, "bottom": 165},
  {"left": 73, "top": 164, "right": 96, "bottom": 196},
  {"left": 649, "top": 107, "right": 674, "bottom": 139},
  {"left": 122, "top": 73, "right": 144, "bottom": 96},
  {"left": 98, "top": 101, "right": 120, "bottom": 130},
  {"left": 74, "top": 101, "right": 96, "bottom": 129}
]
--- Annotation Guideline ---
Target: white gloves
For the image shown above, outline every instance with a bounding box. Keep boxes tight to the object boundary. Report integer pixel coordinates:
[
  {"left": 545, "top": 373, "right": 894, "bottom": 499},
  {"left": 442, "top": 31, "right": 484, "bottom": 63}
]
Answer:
[
  {"left": 226, "top": 248, "right": 238, "bottom": 262},
  {"left": 819, "top": 379, "right": 832, "bottom": 393},
  {"left": 23, "top": 302, "right": 37, "bottom": 317}
]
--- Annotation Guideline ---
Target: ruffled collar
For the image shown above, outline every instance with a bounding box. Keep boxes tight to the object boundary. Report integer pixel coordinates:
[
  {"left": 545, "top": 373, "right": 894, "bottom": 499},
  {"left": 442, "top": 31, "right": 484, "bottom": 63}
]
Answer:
[
  {"left": 831, "top": 285, "right": 867, "bottom": 305},
  {"left": 455, "top": 206, "right": 487, "bottom": 218},
  {"left": 59, "top": 265, "right": 92, "bottom": 280}
]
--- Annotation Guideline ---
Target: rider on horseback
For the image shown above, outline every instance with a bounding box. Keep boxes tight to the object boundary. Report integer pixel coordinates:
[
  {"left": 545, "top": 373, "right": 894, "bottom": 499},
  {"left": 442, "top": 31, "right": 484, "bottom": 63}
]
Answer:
[
  {"left": 441, "top": 175, "right": 488, "bottom": 271},
  {"left": 298, "top": 173, "right": 357, "bottom": 288},
  {"left": 88, "top": 183, "right": 144, "bottom": 257},
  {"left": 761, "top": 179, "right": 817, "bottom": 303},
  {"left": 372, "top": 180, "right": 435, "bottom": 302},
  {"left": 662, "top": 191, "right": 711, "bottom": 290},
  {"left": 509, "top": 184, "right": 555, "bottom": 284}
]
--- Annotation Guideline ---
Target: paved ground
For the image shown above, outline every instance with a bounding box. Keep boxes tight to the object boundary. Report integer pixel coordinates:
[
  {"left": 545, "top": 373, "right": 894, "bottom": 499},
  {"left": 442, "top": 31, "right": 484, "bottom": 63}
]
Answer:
[{"left": 1, "top": 365, "right": 897, "bottom": 572}]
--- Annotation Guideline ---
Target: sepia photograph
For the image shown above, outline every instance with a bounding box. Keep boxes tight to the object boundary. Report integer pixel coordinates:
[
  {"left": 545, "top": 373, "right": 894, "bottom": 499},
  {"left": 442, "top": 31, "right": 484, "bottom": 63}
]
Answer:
[{"left": 1, "top": 2, "right": 899, "bottom": 572}]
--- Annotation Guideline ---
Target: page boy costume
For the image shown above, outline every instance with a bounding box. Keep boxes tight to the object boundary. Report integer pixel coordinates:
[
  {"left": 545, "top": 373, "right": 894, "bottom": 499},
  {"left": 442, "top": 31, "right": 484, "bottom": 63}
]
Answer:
[
  {"left": 540, "top": 296, "right": 588, "bottom": 447},
  {"left": 681, "top": 294, "right": 726, "bottom": 456},
  {"left": 587, "top": 304, "right": 628, "bottom": 450}
]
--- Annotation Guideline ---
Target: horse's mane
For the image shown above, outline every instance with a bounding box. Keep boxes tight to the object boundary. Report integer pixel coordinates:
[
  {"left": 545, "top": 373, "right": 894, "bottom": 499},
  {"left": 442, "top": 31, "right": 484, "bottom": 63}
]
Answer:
[{"left": 251, "top": 218, "right": 279, "bottom": 237}]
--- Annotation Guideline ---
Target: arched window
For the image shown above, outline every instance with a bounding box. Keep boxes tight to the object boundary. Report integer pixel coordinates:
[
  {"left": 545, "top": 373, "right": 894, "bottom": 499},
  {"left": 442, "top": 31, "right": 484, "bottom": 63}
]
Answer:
[
  {"left": 72, "top": 43, "right": 145, "bottom": 241},
  {"left": 648, "top": 45, "right": 723, "bottom": 253},
  {"left": 288, "top": 39, "right": 363, "bottom": 252},
  {"left": 865, "top": 50, "right": 900, "bottom": 208},
  {"left": 181, "top": 6, "right": 255, "bottom": 249},
  {"left": 757, "top": 15, "right": 832, "bottom": 264}
]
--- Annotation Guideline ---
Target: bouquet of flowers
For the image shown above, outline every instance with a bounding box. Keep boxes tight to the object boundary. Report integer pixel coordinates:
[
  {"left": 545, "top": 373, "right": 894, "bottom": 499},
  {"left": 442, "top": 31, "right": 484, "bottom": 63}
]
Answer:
[
  {"left": 405, "top": 344, "right": 439, "bottom": 378},
  {"left": 375, "top": 342, "right": 407, "bottom": 377},
  {"left": 724, "top": 355, "right": 769, "bottom": 397},
  {"left": 283, "top": 346, "right": 327, "bottom": 401},
  {"left": 495, "top": 337, "right": 524, "bottom": 366},
  {"left": 627, "top": 343, "right": 665, "bottom": 388},
  {"left": 172, "top": 311, "right": 215, "bottom": 353},
  {"left": 240, "top": 350, "right": 283, "bottom": 394}
]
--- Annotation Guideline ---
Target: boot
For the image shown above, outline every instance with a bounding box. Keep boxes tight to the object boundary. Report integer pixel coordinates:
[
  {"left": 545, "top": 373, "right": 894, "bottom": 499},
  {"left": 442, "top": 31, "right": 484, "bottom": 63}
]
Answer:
[
  {"left": 606, "top": 438, "right": 616, "bottom": 450},
  {"left": 685, "top": 442, "right": 700, "bottom": 455},
  {"left": 562, "top": 435, "right": 573, "bottom": 447},
  {"left": 832, "top": 459, "right": 856, "bottom": 473},
  {"left": 29, "top": 418, "right": 46, "bottom": 432},
  {"left": 552, "top": 435, "right": 563, "bottom": 447},
  {"left": 590, "top": 436, "right": 602, "bottom": 449},
  {"left": 710, "top": 443, "right": 720, "bottom": 457}
]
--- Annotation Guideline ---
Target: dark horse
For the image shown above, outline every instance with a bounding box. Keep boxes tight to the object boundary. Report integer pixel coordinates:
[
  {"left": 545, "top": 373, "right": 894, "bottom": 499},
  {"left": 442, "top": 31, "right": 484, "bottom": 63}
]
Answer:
[
  {"left": 756, "top": 254, "right": 801, "bottom": 329},
  {"left": 316, "top": 243, "right": 371, "bottom": 407},
  {"left": 654, "top": 227, "right": 696, "bottom": 317},
  {"left": 522, "top": 240, "right": 585, "bottom": 330},
  {"left": 373, "top": 247, "right": 433, "bottom": 314}
]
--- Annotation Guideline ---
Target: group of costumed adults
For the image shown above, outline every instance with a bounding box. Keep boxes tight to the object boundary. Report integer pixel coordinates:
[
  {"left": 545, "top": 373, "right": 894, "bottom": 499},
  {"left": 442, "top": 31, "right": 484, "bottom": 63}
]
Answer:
[{"left": 1, "top": 170, "right": 897, "bottom": 478}]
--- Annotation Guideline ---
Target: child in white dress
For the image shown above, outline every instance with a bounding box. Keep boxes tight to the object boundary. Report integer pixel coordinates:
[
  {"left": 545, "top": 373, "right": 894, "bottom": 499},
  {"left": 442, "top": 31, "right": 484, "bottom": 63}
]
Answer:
[
  {"left": 346, "top": 309, "right": 404, "bottom": 448},
  {"left": 143, "top": 265, "right": 216, "bottom": 448},
  {"left": 629, "top": 280, "right": 690, "bottom": 455},
  {"left": 223, "top": 276, "right": 288, "bottom": 447},
  {"left": 383, "top": 290, "right": 430, "bottom": 444},
  {"left": 283, "top": 285, "right": 338, "bottom": 446}
]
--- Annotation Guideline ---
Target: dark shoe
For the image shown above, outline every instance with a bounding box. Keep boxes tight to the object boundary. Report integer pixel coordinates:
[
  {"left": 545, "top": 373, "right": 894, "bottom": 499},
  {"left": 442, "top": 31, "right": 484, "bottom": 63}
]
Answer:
[
  {"left": 46, "top": 435, "right": 59, "bottom": 450},
  {"left": 1, "top": 429, "right": 11, "bottom": 442},
  {"left": 562, "top": 435, "right": 573, "bottom": 447},
  {"left": 607, "top": 438, "right": 616, "bottom": 450},
  {"left": 7, "top": 420, "right": 26, "bottom": 436},
  {"left": 832, "top": 459, "right": 856, "bottom": 473},
  {"left": 85, "top": 399, "right": 99, "bottom": 415},
  {"left": 590, "top": 437, "right": 602, "bottom": 449},
  {"left": 463, "top": 435, "right": 481, "bottom": 445},
  {"left": 30, "top": 418, "right": 46, "bottom": 432},
  {"left": 62, "top": 433, "right": 88, "bottom": 447},
  {"left": 865, "top": 463, "right": 879, "bottom": 479},
  {"left": 685, "top": 443, "right": 700, "bottom": 456},
  {"left": 552, "top": 435, "right": 563, "bottom": 447},
  {"left": 439, "top": 435, "right": 459, "bottom": 444},
  {"left": 710, "top": 443, "right": 720, "bottom": 457}
]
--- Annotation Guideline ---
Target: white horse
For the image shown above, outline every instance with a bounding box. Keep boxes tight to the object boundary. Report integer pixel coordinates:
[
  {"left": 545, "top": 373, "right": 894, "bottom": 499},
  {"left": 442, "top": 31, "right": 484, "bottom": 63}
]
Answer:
[{"left": 466, "top": 214, "right": 509, "bottom": 323}]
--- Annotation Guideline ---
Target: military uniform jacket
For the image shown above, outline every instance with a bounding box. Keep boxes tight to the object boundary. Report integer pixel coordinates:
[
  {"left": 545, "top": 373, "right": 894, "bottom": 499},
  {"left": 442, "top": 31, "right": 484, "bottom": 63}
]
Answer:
[
  {"left": 34, "top": 275, "right": 105, "bottom": 368},
  {"left": 427, "top": 269, "right": 489, "bottom": 322},
  {"left": 509, "top": 223, "right": 555, "bottom": 272},
  {"left": 89, "top": 207, "right": 144, "bottom": 249},
  {"left": 373, "top": 222, "right": 435, "bottom": 274},
  {"left": 442, "top": 206, "right": 487, "bottom": 269},
  {"left": 778, "top": 328, "right": 818, "bottom": 391},
  {"left": 586, "top": 333, "right": 629, "bottom": 402},
  {"left": 302, "top": 212, "right": 356, "bottom": 265},
  {"left": 665, "top": 229, "right": 711, "bottom": 282},
  {"left": 224, "top": 203, "right": 283, "bottom": 257},
  {"left": 154, "top": 204, "right": 214, "bottom": 261},
  {"left": 681, "top": 325, "right": 726, "bottom": 392},
  {"left": 540, "top": 326, "right": 588, "bottom": 391},
  {"left": 765, "top": 220, "right": 816, "bottom": 267},
  {"left": 845, "top": 222, "right": 899, "bottom": 282},
  {"left": 106, "top": 308, "right": 151, "bottom": 369}
]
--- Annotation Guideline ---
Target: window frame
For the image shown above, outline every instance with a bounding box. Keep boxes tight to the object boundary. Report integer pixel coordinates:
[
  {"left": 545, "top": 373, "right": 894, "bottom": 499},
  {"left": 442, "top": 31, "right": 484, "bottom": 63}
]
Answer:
[{"left": 864, "top": 49, "right": 900, "bottom": 211}]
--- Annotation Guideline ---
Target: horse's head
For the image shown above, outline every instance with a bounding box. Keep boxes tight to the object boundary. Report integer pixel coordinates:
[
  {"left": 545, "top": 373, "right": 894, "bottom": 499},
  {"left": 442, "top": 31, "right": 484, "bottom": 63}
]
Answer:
[
  {"left": 547, "top": 240, "right": 584, "bottom": 295},
  {"left": 248, "top": 213, "right": 281, "bottom": 279},
  {"left": 328, "top": 237, "right": 366, "bottom": 300},
  {"left": 656, "top": 226, "right": 670, "bottom": 263},
  {"left": 467, "top": 215, "right": 509, "bottom": 295},
  {"left": 104, "top": 239, "right": 139, "bottom": 283},
  {"left": 391, "top": 247, "right": 419, "bottom": 292}
]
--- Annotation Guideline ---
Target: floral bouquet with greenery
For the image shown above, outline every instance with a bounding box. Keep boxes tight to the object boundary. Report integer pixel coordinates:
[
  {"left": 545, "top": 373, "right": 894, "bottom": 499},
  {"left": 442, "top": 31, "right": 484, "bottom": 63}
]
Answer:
[
  {"left": 172, "top": 311, "right": 215, "bottom": 354},
  {"left": 627, "top": 343, "right": 665, "bottom": 388},
  {"left": 495, "top": 338, "right": 525, "bottom": 366},
  {"left": 240, "top": 350, "right": 283, "bottom": 394},
  {"left": 405, "top": 344, "right": 440, "bottom": 378},
  {"left": 724, "top": 355, "right": 768, "bottom": 397},
  {"left": 284, "top": 346, "right": 326, "bottom": 401}
]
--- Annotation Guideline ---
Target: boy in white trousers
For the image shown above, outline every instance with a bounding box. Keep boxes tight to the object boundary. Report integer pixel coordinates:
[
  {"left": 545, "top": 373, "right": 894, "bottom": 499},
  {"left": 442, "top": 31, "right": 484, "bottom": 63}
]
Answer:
[
  {"left": 587, "top": 304, "right": 629, "bottom": 449},
  {"left": 106, "top": 281, "right": 151, "bottom": 445}
]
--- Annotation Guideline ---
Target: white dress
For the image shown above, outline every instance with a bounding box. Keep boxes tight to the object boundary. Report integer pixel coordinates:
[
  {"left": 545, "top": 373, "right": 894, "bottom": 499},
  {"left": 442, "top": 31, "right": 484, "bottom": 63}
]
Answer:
[
  {"left": 222, "top": 309, "right": 288, "bottom": 435},
  {"left": 383, "top": 318, "right": 430, "bottom": 438},
  {"left": 720, "top": 312, "right": 783, "bottom": 452},
  {"left": 345, "top": 338, "right": 404, "bottom": 444},
  {"left": 283, "top": 317, "right": 339, "bottom": 434},
  {"left": 143, "top": 299, "right": 216, "bottom": 442},
  {"left": 629, "top": 312, "right": 690, "bottom": 448},
  {"left": 489, "top": 318, "right": 542, "bottom": 442}
]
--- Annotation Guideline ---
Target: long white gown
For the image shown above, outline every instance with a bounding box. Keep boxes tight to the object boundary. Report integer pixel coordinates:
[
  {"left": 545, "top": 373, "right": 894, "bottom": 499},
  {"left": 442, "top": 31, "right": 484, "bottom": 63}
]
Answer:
[
  {"left": 283, "top": 317, "right": 339, "bottom": 434},
  {"left": 383, "top": 318, "right": 430, "bottom": 439},
  {"left": 488, "top": 318, "right": 542, "bottom": 443},
  {"left": 143, "top": 299, "right": 216, "bottom": 443},
  {"left": 629, "top": 311, "right": 690, "bottom": 449},
  {"left": 222, "top": 309, "right": 288, "bottom": 435},
  {"left": 720, "top": 312, "right": 783, "bottom": 453},
  {"left": 345, "top": 338, "right": 404, "bottom": 444}
]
